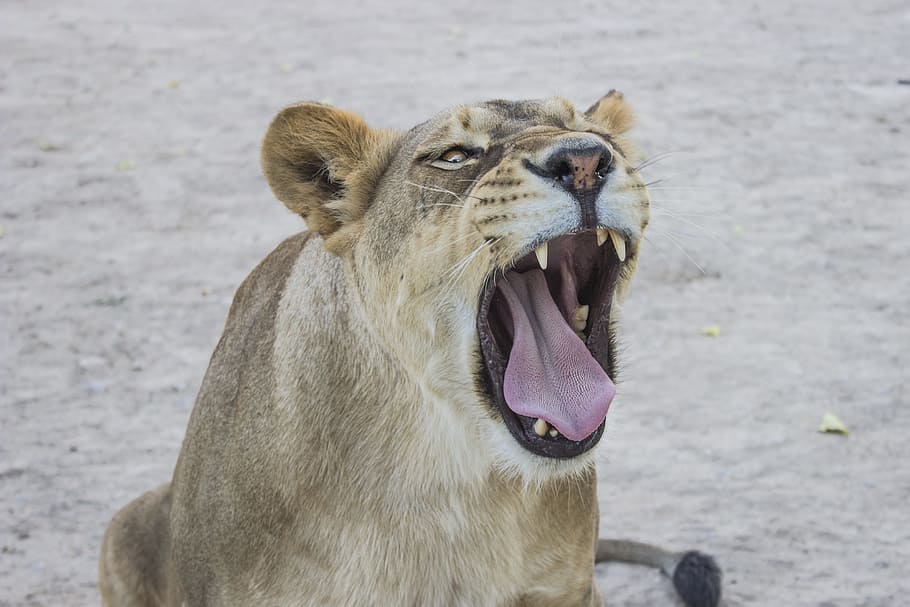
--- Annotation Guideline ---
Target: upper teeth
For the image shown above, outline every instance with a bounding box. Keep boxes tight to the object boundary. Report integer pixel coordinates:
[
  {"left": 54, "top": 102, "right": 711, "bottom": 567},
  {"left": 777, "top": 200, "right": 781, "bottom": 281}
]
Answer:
[
  {"left": 610, "top": 231, "right": 626, "bottom": 261},
  {"left": 536, "top": 229, "right": 625, "bottom": 270},
  {"left": 596, "top": 227, "right": 627, "bottom": 262},
  {"left": 535, "top": 242, "right": 548, "bottom": 269}
]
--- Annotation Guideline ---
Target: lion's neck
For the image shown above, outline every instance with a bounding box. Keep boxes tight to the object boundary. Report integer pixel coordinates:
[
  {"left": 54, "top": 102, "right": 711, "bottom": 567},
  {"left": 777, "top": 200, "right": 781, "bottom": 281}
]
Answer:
[{"left": 269, "top": 240, "right": 495, "bottom": 502}]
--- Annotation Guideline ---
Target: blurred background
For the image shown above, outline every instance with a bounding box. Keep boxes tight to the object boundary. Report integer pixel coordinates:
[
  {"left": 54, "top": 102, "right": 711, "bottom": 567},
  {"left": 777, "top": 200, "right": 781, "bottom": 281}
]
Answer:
[{"left": 2, "top": 1, "right": 908, "bottom": 604}]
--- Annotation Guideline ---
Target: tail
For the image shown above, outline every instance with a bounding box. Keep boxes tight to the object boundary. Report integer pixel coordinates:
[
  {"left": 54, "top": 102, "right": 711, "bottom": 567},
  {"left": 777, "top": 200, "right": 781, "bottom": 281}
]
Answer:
[{"left": 595, "top": 539, "right": 722, "bottom": 607}]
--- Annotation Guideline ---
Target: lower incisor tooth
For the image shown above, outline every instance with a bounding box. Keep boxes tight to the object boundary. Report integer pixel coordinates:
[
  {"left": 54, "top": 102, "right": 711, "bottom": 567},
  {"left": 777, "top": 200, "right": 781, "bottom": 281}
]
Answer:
[
  {"left": 574, "top": 304, "right": 589, "bottom": 321},
  {"left": 533, "top": 418, "right": 549, "bottom": 437},
  {"left": 572, "top": 305, "right": 589, "bottom": 332}
]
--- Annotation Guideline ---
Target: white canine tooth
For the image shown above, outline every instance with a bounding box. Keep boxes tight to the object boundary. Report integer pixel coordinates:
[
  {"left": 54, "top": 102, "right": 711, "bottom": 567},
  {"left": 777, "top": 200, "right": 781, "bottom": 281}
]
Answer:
[
  {"left": 535, "top": 242, "right": 548, "bottom": 270},
  {"left": 533, "top": 418, "right": 550, "bottom": 437},
  {"left": 548, "top": 427, "right": 559, "bottom": 438},
  {"left": 572, "top": 305, "right": 589, "bottom": 332},
  {"left": 596, "top": 227, "right": 609, "bottom": 247},
  {"left": 610, "top": 230, "right": 626, "bottom": 262}
]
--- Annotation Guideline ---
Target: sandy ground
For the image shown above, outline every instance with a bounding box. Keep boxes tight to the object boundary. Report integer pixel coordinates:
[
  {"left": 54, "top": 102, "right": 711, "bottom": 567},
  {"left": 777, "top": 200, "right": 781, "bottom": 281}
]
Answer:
[{"left": 2, "top": 0, "right": 909, "bottom": 605}]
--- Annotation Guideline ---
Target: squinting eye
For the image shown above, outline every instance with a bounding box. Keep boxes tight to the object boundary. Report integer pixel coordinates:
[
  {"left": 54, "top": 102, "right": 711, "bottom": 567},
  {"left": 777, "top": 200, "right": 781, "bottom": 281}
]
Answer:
[
  {"left": 440, "top": 148, "right": 469, "bottom": 163},
  {"left": 428, "top": 146, "right": 481, "bottom": 170}
]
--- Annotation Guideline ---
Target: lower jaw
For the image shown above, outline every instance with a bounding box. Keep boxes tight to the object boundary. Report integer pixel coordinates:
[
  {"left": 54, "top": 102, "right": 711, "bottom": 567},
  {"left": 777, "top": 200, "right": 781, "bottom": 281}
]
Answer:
[{"left": 499, "top": 408, "right": 607, "bottom": 459}]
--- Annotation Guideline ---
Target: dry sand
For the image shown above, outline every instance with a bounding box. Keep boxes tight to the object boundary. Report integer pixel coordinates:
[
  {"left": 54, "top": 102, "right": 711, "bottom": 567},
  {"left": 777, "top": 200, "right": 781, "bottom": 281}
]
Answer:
[{"left": 2, "top": 0, "right": 909, "bottom": 605}]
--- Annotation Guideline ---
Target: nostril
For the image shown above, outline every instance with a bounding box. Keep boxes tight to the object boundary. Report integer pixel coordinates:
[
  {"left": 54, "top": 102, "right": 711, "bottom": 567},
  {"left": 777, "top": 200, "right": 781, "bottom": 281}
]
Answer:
[
  {"left": 553, "top": 160, "right": 575, "bottom": 184},
  {"left": 593, "top": 153, "right": 612, "bottom": 180}
]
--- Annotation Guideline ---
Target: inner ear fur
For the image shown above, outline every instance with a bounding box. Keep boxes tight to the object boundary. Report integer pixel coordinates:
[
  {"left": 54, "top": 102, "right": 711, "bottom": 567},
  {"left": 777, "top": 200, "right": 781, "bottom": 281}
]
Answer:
[
  {"left": 585, "top": 90, "right": 635, "bottom": 135},
  {"left": 261, "top": 102, "right": 398, "bottom": 241}
]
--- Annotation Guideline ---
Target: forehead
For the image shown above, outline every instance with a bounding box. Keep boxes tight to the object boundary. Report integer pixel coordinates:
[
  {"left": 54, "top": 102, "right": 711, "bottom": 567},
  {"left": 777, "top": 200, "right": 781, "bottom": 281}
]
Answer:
[
  {"left": 475, "top": 97, "right": 585, "bottom": 134},
  {"left": 411, "top": 97, "right": 589, "bottom": 147}
]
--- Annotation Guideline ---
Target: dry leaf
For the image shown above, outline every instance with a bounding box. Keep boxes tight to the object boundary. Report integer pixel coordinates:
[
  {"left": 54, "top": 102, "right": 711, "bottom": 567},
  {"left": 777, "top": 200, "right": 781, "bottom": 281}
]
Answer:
[
  {"left": 818, "top": 412, "right": 849, "bottom": 436},
  {"left": 701, "top": 325, "right": 721, "bottom": 337}
]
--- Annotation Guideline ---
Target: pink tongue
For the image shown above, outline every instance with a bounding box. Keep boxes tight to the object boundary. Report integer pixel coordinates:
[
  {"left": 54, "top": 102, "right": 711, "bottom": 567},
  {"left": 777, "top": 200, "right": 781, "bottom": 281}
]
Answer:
[{"left": 498, "top": 271, "right": 615, "bottom": 441}]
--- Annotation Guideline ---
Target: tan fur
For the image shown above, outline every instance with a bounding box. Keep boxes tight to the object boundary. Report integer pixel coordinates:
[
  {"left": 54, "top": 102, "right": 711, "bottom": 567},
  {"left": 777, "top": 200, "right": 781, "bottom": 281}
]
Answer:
[
  {"left": 584, "top": 90, "right": 635, "bottom": 136},
  {"left": 100, "top": 95, "right": 657, "bottom": 607},
  {"left": 260, "top": 103, "right": 401, "bottom": 253}
]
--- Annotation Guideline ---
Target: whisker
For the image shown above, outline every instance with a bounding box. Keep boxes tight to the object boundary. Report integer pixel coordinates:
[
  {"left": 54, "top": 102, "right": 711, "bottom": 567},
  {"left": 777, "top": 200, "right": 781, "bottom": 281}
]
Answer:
[
  {"left": 405, "top": 180, "right": 481, "bottom": 203},
  {"left": 426, "top": 232, "right": 478, "bottom": 255},
  {"left": 634, "top": 150, "right": 681, "bottom": 172},
  {"left": 646, "top": 185, "right": 738, "bottom": 194},
  {"left": 445, "top": 241, "right": 490, "bottom": 280},
  {"left": 649, "top": 204, "right": 723, "bottom": 218},
  {"left": 654, "top": 230, "right": 706, "bottom": 274},
  {"left": 424, "top": 202, "right": 467, "bottom": 209},
  {"left": 642, "top": 233, "right": 661, "bottom": 249},
  {"left": 660, "top": 227, "right": 722, "bottom": 241},
  {"left": 650, "top": 207, "right": 733, "bottom": 253},
  {"left": 441, "top": 238, "right": 500, "bottom": 297}
]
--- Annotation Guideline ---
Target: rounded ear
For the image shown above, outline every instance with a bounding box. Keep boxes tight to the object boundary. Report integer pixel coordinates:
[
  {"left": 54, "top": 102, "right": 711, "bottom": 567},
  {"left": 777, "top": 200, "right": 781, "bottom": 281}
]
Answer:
[
  {"left": 261, "top": 103, "right": 396, "bottom": 238},
  {"left": 585, "top": 90, "right": 635, "bottom": 135}
]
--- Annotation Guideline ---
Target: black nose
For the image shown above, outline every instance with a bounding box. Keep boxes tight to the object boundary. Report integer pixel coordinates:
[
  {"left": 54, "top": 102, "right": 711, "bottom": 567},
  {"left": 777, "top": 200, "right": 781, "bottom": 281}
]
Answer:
[
  {"left": 526, "top": 139, "right": 614, "bottom": 228},
  {"left": 541, "top": 141, "right": 613, "bottom": 196}
]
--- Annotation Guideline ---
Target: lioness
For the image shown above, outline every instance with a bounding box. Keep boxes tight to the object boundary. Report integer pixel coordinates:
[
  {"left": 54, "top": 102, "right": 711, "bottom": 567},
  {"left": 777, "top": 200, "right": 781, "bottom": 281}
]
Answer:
[{"left": 99, "top": 93, "right": 720, "bottom": 606}]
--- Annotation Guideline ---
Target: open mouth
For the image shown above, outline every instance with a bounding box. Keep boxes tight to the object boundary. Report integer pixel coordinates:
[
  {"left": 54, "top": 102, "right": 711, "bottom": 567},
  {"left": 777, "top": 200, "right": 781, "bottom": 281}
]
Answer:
[{"left": 477, "top": 228, "right": 625, "bottom": 459}]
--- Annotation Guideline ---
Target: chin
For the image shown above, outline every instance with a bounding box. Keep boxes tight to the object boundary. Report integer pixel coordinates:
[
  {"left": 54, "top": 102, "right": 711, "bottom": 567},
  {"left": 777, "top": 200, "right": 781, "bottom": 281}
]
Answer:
[{"left": 483, "top": 418, "right": 599, "bottom": 488}]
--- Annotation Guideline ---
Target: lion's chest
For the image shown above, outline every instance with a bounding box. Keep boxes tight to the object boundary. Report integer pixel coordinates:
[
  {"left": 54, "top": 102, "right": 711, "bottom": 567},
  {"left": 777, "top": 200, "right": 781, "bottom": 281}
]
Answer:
[
  {"left": 281, "top": 502, "right": 523, "bottom": 605},
  {"left": 241, "top": 489, "right": 596, "bottom": 607}
]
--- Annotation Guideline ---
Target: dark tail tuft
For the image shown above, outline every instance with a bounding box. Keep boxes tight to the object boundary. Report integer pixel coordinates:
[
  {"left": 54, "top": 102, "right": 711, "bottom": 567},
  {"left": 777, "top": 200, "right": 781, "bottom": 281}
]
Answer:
[{"left": 672, "top": 550, "right": 722, "bottom": 607}]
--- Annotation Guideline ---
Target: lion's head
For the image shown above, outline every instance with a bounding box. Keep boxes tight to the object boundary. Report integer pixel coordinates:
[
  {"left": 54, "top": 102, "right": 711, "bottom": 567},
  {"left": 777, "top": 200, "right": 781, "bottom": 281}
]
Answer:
[{"left": 261, "top": 94, "right": 649, "bottom": 481}]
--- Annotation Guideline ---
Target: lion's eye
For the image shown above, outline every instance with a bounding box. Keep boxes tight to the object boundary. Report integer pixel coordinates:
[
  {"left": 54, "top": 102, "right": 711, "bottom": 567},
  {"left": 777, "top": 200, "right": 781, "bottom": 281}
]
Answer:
[
  {"left": 428, "top": 146, "right": 480, "bottom": 170},
  {"left": 440, "top": 148, "right": 469, "bottom": 163}
]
